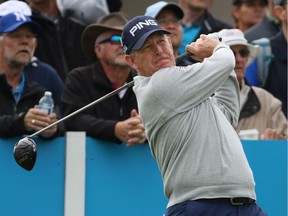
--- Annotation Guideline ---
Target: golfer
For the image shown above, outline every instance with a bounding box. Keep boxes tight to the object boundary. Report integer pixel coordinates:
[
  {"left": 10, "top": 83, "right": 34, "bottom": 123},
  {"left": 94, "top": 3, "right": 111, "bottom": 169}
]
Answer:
[{"left": 121, "top": 16, "right": 267, "bottom": 216}]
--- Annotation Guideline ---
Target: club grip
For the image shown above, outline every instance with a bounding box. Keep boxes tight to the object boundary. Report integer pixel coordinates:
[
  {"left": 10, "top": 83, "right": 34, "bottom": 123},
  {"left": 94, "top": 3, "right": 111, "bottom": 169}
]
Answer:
[
  {"left": 175, "top": 33, "right": 222, "bottom": 64},
  {"left": 175, "top": 52, "right": 191, "bottom": 64}
]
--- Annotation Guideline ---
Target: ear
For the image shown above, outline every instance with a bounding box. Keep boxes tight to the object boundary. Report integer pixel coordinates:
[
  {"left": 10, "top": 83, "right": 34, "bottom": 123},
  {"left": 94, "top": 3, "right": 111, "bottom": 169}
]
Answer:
[
  {"left": 0, "top": 40, "right": 4, "bottom": 54},
  {"left": 32, "top": 38, "right": 37, "bottom": 50},
  {"left": 231, "top": 6, "right": 240, "bottom": 21},
  {"left": 94, "top": 44, "right": 102, "bottom": 59},
  {"left": 124, "top": 54, "right": 138, "bottom": 70},
  {"left": 274, "top": 5, "right": 286, "bottom": 21}
]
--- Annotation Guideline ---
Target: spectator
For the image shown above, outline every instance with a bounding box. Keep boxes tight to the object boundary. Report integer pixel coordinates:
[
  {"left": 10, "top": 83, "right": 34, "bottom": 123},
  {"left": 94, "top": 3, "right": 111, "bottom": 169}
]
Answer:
[
  {"left": 145, "top": 1, "right": 192, "bottom": 65},
  {"left": 178, "top": 0, "right": 232, "bottom": 54},
  {"left": 61, "top": 12, "right": 146, "bottom": 146},
  {"left": 0, "top": 12, "right": 64, "bottom": 138},
  {"left": 0, "top": 0, "right": 64, "bottom": 108},
  {"left": 264, "top": 0, "right": 287, "bottom": 117},
  {"left": 25, "top": 0, "right": 89, "bottom": 81},
  {"left": 219, "top": 29, "right": 287, "bottom": 139},
  {"left": 24, "top": 56, "right": 64, "bottom": 108},
  {"left": 122, "top": 15, "right": 267, "bottom": 216},
  {"left": 245, "top": 0, "right": 281, "bottom": 42},
  {"left": 105, "top": 0, "right": 122, "bottom": 12},
  {"left": 231, "top": 0, "right": 268, "bottom": 32},
  {"left": 56, "top": 0, "right": 123, "bottom": 26}
]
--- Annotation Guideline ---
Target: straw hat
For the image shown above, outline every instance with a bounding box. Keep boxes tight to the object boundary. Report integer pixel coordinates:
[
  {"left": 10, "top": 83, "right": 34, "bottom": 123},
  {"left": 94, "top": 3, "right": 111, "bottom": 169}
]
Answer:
[{"left": 81, "top": 12, "right": 128, "bottom": 61}]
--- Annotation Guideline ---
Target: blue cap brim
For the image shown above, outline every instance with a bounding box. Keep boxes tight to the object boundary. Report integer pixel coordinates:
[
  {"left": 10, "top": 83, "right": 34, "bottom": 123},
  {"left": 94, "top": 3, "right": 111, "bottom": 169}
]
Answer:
[{"left": 3, "top": 20, "right": 41, "bottom": 34}]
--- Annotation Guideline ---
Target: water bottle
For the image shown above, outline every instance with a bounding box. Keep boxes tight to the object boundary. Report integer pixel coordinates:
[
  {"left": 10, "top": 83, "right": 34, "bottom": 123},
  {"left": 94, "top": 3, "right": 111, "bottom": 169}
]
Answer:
[{"left": 38, "top": 91, "right": 54, "bottom": 115}]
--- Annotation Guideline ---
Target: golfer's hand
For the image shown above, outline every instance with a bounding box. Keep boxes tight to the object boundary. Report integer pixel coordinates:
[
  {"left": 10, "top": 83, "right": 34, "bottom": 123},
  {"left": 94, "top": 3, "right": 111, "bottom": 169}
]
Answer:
[
  {"left": 127, "top": 109, "right": 146, "bottom": 147},
  {"left": 260, "top": 128, "right": 286, "bottom": 140},
  {"left": 186, "top": 34, "right": 220, "bottom": 62},
  {"left": 115, "top": 109, "right": 146, "bottom": 146}
]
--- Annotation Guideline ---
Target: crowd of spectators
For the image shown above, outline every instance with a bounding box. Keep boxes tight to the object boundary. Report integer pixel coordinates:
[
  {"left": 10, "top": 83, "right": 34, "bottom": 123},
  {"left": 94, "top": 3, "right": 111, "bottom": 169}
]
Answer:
[{"left": 0, "top": 0, "right": 286, "bottom": 142}]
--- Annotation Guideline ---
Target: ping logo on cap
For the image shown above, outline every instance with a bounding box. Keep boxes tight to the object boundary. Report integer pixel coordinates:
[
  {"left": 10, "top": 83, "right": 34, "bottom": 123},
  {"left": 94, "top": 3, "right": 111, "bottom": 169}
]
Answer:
[
  {"left": 129, "top": 19, "right": 158, "bottom": 37},
  {"left": 121, "top": 15, "right": 170, "bottom": 54}
]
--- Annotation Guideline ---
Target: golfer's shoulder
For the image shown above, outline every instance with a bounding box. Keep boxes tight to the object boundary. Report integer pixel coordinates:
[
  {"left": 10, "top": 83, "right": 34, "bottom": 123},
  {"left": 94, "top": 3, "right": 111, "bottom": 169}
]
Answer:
[{"left": 158, "top": 66, "right": 193, "bottom": 74}]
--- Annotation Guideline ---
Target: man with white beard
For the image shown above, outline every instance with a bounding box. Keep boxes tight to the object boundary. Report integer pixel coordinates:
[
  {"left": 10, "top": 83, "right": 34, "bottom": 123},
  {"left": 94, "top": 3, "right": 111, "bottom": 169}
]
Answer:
[{"left": 61, "top": 13, "right": 146, "bottom": 146}]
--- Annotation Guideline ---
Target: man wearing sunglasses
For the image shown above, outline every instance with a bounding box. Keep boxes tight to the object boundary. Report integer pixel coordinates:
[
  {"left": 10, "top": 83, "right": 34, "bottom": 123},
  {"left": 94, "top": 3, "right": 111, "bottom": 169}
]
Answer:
[
  {"left": 61, "top": 12, "right": 146, "bottom": 146},
  {"left": 219, "top": 29, "right": 287, "bottom": 140}
]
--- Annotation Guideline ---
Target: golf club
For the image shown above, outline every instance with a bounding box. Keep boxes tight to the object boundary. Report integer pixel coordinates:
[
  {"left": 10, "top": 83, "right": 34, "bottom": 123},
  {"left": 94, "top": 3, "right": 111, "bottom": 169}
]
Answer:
[{"left": 14, "top": 80, "right": 135, "bottom": 171}]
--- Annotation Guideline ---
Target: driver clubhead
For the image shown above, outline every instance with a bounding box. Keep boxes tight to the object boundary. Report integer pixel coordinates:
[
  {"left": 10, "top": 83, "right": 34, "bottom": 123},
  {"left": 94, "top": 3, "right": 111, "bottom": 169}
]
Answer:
[{"left": 14, "top": 137, "right": 37, "bottom": 171}]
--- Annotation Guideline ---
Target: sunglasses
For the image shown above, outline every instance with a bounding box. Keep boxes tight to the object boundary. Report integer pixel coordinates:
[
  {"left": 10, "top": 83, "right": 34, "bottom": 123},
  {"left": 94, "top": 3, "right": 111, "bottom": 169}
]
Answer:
[
  {"left": 97, "top": 35, "right": 121, "bottom": 45},
  {"left": 157, "top": 18, "right": 181, "bottom": 26},
  {"left": 232, "top": 49, "right": 250, "bottom": 58}
]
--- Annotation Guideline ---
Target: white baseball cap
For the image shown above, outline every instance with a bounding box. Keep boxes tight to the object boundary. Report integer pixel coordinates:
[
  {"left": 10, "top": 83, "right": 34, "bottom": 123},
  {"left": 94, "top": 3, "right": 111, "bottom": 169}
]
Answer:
[
  {"left": 218, "top": 29, "right": 258, "bottom": 66},
  {"left": 0, "top": 0, "right": 32, "bottom": 17}
]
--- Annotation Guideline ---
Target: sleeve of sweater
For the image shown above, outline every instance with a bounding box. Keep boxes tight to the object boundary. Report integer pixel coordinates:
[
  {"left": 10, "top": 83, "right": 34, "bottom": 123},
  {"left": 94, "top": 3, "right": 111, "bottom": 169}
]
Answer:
[
  {"left": 150, "top": 43, "right": 236, "bottom": 113},
  {"left": 212, "top": 70, "right": 240, "bottom": 127}
]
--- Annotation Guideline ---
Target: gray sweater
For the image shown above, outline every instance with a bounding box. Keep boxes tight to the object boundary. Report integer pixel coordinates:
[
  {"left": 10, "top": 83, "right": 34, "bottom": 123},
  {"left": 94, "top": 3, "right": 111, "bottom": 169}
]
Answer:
[{"left": 133, "top": 43, "right": 256, "bottom": 208}]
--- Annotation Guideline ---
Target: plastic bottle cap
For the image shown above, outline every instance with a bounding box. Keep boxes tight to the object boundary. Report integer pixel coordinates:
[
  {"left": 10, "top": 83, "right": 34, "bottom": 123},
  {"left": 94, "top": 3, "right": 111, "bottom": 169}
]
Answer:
[{"left": 44, "top": 91, "right": 52, "bottom": 96}]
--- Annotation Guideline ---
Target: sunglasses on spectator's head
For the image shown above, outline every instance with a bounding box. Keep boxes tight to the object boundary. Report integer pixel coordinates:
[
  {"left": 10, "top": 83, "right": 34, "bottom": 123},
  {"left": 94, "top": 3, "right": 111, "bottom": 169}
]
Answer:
[{"left": 97, "top": 35, "right": 121, "bottom": 45}]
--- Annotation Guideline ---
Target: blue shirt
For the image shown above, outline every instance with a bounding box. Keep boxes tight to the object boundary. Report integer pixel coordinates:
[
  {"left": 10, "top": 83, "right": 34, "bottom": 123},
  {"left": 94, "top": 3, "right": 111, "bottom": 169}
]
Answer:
[
  {"left": 12, "top": 73, "right": 25, "bottom": 104},
  {"left": 179, "top": 23, "right": 201, "bottom": 54}
]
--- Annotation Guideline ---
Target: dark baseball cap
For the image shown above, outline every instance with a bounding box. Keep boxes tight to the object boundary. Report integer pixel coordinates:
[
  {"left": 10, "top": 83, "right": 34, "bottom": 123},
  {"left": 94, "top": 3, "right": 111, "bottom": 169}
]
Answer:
[
  {"left": 121, "top": 15, "right": 170, "bottom": 54},
  {"left": 145, "top": 1, "right": 184, "bottom": 19}
]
